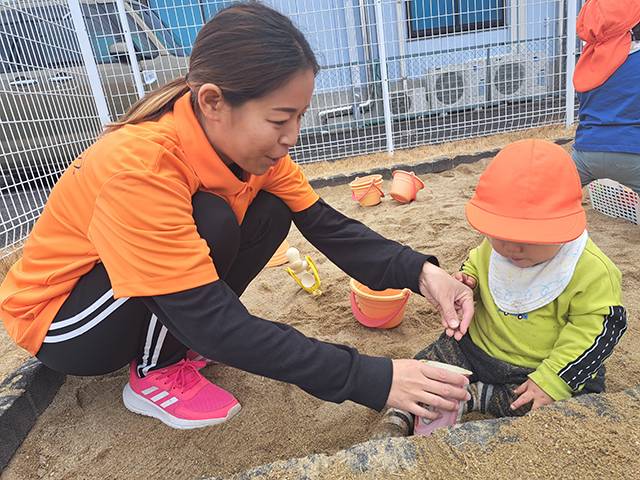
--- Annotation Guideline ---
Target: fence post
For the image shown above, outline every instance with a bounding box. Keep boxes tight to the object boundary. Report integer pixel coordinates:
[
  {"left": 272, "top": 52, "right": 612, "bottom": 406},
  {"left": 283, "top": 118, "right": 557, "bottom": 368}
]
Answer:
[
  {"left": 68, "top": 0, "right": 112, "bottom": 127},
  {"left": 565, "top": 0, "right": 578, "bottom": 128},
  {"left": 115, "top": 0, "right": 146, "bottom": 99},
  {"left": 373, "top": 0, "right": 394, "bottom": 155}
]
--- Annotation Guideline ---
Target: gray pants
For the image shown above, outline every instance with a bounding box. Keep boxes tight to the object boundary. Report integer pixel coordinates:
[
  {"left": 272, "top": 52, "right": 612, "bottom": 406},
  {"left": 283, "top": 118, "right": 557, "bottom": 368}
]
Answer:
[
  {"left": 373, "top": 334, "right": 606, "bottom": 438},
  {"left": 415, "top": 334, "right": 605, "bottom": 418},
  {"left": 572, "top": 148, "right": 640, "bottom": 195}
]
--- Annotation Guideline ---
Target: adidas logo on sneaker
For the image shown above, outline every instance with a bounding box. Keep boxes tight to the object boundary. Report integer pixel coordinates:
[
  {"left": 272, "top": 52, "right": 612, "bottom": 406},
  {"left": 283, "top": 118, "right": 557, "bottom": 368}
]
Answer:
[{"left": 122, "top": 359, "right": 240, "bottom": 429}]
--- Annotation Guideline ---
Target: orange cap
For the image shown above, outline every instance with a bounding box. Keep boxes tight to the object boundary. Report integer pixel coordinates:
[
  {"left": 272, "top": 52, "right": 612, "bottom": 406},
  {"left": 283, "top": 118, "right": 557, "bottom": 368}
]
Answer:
[
  {"left": 465, "top": 140, "right": 586, "bottom": 244},
  {"left": 573, "top": 0, "right": 640, "bottom": 92}
]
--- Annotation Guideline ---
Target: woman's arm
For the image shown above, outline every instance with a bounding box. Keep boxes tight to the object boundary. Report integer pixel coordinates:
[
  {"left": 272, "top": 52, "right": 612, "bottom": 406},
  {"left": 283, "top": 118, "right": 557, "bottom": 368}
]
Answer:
[
  {"left": 142, "top": 279, "right": 470, "bottom": 415},
  {"left": 144, "top": 279, "right": 391, "bottom": 410},
  {"left": 292, "top": 198, "right": 436, "bottom": 293},
  {"left": 293, "top": 199, "right": 474, "bottom": 336}
]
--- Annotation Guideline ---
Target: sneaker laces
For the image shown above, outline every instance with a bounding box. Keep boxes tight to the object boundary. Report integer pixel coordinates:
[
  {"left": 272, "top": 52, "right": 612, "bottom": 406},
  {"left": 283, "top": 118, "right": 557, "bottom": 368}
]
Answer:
[{"left": 158, "top": 359, "right": 207, "bottom": 393}]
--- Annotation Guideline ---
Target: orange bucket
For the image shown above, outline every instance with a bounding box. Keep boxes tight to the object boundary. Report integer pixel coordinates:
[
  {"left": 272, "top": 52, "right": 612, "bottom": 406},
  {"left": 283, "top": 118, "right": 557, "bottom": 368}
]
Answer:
[
  {"left": 266, "top": 240, "right": 290, "bottom": 268},
  {"left": 349, "top": 174, "right": 384, "bottom": 207},
  {"left": 390, "top": 170, "right": 424, "bottom": 204},
  {"left": 349, "top": 278, "right": 411, "bottom": 329}
]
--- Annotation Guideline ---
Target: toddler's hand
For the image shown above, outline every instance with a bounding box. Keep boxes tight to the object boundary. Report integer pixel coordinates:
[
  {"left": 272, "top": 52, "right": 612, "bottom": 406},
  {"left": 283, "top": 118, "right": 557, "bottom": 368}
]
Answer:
[
  {"left": 452, "top": 272, "right": 477, "bottom": 290},
  {"left": 510, "top": 379, "right": 554, "bottom": 411}
]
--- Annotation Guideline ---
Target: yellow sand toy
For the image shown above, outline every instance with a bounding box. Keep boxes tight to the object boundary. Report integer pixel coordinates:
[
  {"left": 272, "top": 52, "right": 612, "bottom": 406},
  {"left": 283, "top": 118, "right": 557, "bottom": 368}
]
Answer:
[{"left": 285, "top": 247, "right": 322, "bottom": 296}]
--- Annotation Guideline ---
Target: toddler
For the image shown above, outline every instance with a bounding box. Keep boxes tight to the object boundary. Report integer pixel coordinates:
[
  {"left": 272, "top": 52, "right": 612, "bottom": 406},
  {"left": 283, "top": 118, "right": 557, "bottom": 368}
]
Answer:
[{"left": 376, "top": 139, "right": 627, "bottom": 436}]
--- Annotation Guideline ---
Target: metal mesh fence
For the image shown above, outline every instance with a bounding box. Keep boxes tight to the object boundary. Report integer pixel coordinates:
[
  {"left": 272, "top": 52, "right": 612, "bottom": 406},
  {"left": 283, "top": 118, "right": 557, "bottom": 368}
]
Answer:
[
  {"left": 79, "top": 0, "right": 190, "bottom": 119},
  {"left": 290, "top": 0, "right": 575, "bottom": 162},
  {"left": 0, "top": 0, "right": 104, "bottom": 254},
  {"left": 1, "top": 0, "right": 581, "bottom": 256}
]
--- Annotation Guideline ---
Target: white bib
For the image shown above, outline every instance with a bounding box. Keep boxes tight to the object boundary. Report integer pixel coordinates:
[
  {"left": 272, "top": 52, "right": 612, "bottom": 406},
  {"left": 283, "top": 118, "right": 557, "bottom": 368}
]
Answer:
[
  {"left": 488, "top": 231, "right": 588, "bottom": 315},
  {"left": 631, "top": 41, "right": 640, "bottom": 55}
]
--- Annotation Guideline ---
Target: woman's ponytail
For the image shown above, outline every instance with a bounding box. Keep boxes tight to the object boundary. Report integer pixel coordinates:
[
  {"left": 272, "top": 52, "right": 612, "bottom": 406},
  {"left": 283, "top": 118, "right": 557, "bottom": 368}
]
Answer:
[{"left": 105, "top": 76, "right": 190, "bottom": 132}]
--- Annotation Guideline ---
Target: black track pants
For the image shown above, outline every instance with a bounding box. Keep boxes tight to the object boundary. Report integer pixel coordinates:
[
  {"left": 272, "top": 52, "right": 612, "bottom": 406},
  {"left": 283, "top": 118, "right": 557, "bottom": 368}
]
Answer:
[{"left": 37, "top": 191, "right": 291, "bottom": 376}]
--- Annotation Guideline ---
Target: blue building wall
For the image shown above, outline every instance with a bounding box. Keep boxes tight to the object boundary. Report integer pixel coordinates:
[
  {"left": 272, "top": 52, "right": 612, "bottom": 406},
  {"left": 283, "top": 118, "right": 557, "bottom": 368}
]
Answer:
[{"left": 148, "top": 0, "right": 564, "bottom": 93}]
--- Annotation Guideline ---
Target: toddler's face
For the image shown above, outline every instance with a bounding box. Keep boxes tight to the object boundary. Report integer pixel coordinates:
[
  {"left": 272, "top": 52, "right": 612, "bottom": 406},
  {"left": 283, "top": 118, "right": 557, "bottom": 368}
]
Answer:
[{"left": 488, "top": 237, "right": 562, "bottom": 268}]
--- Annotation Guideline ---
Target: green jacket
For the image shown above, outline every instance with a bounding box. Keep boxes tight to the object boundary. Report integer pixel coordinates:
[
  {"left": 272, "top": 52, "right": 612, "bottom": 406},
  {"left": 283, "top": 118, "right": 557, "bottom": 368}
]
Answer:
[{"left": 463, "top": 238, "right": 626, "bottom": 400}]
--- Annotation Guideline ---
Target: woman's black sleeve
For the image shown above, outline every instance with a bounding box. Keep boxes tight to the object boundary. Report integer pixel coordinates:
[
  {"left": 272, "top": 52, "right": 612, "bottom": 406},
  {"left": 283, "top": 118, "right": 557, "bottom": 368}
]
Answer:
[
  {"left": 142, "top": 280, "right": 392, "bottom": 411},
  {"left": 293, "top": 198, "right": 438, "bottom": 293}
]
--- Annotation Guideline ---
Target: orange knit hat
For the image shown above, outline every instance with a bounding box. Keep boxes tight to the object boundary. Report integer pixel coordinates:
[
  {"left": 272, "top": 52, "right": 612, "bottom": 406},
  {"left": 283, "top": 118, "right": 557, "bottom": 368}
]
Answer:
[
  {"left": 465, "top": 139, "right": 586, "bottom": 244},
  {"left": 573, "top": 0, "right": 640, "bottom": 92}
]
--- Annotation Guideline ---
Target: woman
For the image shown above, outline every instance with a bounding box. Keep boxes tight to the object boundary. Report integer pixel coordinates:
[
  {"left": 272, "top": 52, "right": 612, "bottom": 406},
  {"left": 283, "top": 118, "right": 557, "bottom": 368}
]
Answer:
[{"left": 0, "top": 3, "right": 472, "bottom": 430}]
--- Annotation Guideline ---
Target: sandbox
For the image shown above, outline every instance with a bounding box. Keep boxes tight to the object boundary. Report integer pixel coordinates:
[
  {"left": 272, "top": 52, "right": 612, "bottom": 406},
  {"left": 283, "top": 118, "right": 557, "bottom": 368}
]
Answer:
[{"left": 2, "top": 129, "right": 639, "bottom": 479}]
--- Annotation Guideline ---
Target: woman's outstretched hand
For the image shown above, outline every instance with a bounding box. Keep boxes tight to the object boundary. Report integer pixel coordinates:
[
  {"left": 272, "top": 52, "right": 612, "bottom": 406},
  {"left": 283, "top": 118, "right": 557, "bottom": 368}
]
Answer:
[
  {"left": 386, "top": 359, "right": 471, "bottom": 419},
  {"left": 419, "top": 262, "right": 474, "bottom": 341}
]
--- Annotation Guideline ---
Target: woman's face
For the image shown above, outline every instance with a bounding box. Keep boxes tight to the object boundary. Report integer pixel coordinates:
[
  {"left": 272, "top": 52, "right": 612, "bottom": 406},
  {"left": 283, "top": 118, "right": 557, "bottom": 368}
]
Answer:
[
  {"left": 197, "top": 69, "right": 315, "bottom": 175},
  {"left": 488, "top": 237, "right": 562, "bottom": 268}
]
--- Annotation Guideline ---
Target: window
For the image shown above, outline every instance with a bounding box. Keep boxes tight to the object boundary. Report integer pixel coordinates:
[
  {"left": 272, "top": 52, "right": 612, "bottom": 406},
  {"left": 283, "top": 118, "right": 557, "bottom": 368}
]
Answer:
[
  {"left": 407, "top": 0, "right": 505, "bottom": 39},
  {"left": 129, "top": 2, "right": 186, "bottom": 57},
  {"left": 147, "top": 0, "right": 230, "bottom": 54},
  {"left": 0, "top": 7, "right": 82, "bottom": 74},
  {"left": 0, "top": 2, "right": 185, "bottom": 74},
  {"left": 81, "top": 5, "right": 137, "bottom": 63},
  {"left": 81, "top": 3, "right": 182, "bottom": 64}
]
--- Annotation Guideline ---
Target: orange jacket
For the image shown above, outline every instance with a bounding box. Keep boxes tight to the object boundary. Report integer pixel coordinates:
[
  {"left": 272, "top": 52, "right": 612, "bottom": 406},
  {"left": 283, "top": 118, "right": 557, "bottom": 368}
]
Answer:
[{"left": 0, "top": 93, "right": 318, "bottom": 354}]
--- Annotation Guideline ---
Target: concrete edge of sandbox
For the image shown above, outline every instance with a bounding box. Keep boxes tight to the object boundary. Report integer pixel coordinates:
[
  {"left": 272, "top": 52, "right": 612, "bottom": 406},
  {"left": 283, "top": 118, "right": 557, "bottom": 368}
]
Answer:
[
  {"left": 207, "top": 385, "right": 640, "bottom": 480},
  {"left": 307, "top": 137, "right": 573, "bottom": 190},
  {"left": 0, "top": 135, "right": 575, "bottom": 472},
  {"left": 0, "top": 358, "right": 65, "bottom": 470}
]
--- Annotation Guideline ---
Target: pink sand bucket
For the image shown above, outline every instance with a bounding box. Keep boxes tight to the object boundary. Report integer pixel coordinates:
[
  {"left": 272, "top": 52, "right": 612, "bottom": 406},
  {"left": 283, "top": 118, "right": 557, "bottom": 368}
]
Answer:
[
  {"left": 413, "top": 361, "right": 473, "bottom": 436},
  {"left": 349, "top": 278, "right": 411, "bottom": 329},
  {"left": 349, "top": 174, "right": 384, "bottom": 207},
  {"left": 390, "top": 170, "right": 424, "bottom": 204}
]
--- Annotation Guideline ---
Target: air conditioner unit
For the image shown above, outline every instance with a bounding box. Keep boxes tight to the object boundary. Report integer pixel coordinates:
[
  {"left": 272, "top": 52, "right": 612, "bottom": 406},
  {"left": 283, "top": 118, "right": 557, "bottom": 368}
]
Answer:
[
  {"left": 388, "top": 86, "right": 430, "bottom": 120},
  {"left": 302, "top": 88, "right": 375, "bottom": 133},
  {"left": 427, "top": 58, "right": 487, "bottom": 112},
  {"left": 489, "top": 52, "right": 550, "bottom": 102},
  {"left": 301, "top": 90, "right": 348, "bottom": 131}
]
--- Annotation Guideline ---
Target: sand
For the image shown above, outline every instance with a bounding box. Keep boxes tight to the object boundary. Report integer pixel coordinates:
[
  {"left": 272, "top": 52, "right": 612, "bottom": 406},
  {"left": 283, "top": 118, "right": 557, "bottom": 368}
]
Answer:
[{"left": 2, "top": 135, "right": 639, "bottom": 479}]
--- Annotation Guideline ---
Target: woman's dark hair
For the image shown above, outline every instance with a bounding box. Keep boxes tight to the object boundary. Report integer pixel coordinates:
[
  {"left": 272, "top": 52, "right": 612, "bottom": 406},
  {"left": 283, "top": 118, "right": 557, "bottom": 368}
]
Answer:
[
  {"left": 108, "top": 2, "right": 319, "bottom": 131},
  {"left": 632, "top": 23, "right": 640, "bottom": 41}
]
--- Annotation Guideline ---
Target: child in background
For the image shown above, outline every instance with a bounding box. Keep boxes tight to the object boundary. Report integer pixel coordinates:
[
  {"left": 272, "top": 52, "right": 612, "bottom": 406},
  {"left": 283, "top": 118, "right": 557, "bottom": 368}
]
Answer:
[
  {"left": 572, "top": 0, "right": 640, "bottom": 195},
  {"left": 375, "top": 139, "right": 627, "bottom": 437}
]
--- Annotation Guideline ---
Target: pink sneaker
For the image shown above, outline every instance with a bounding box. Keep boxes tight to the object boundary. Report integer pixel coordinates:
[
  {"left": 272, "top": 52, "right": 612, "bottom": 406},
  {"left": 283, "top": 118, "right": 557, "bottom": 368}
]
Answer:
[{"left": 122, "top": 359, "right": 240, "bottom": 429}]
